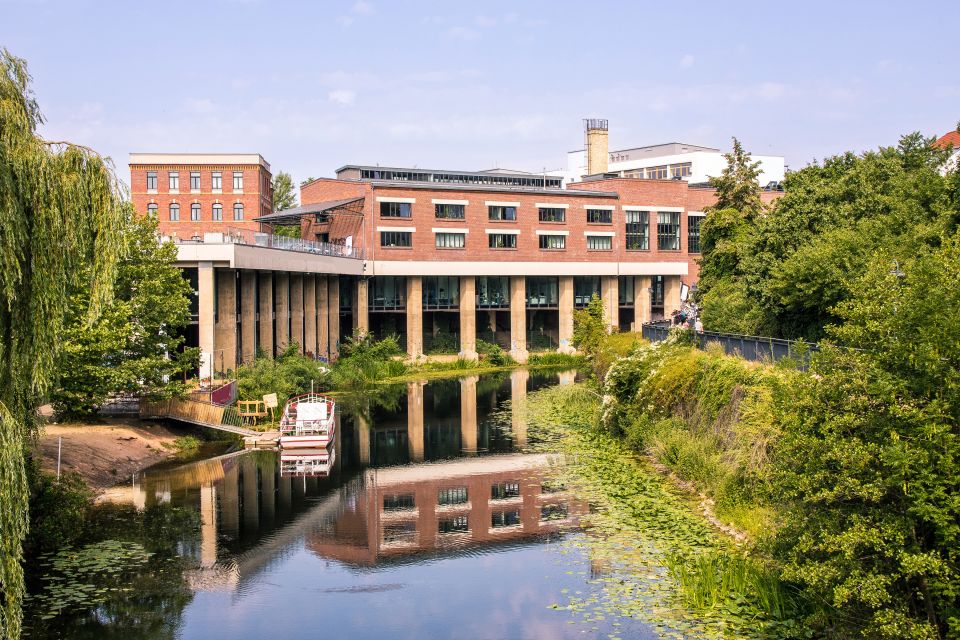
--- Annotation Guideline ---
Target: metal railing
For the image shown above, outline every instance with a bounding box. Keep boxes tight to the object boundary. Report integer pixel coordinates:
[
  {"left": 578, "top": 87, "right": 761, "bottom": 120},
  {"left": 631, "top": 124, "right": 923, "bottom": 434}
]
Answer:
[
  {"left": 641, "top": 320, "right": 817, "bottom": 366},
  {"left": 164, "top": 226, "right": 364, "bottom": 260},
  {"left": 140, "top": 396, "right": 258, "bottom": 437}
]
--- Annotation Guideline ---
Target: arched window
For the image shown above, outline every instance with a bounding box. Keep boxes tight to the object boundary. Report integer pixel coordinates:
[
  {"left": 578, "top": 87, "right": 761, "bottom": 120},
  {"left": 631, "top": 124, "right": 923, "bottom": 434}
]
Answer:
[
  {"left": 147, "top": 203, "right": 158, "bottom": 217},
  {"left": 213, "top": 203, "right": 223, "bottom": 221},
  {"left": 190, "top": 203, "right": 201, "bottom": 221},
  {"left": 233, "top": 203, "right": 244, "bottom": 221},
  {"left": 169, "top": 203, "right": 180, "bottom": 221}
]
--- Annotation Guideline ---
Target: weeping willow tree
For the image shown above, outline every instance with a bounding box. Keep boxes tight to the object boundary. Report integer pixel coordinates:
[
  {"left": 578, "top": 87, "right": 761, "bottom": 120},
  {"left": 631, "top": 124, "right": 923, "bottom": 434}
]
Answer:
[{"left": 0, "top": 50, "right": 125, "bottom": 639}]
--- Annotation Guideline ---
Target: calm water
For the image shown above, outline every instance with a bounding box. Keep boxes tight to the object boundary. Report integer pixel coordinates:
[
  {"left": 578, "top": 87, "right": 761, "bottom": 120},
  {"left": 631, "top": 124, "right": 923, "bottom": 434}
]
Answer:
[{"left": 26, "top": 370, "right": 657, "bottom": 640}]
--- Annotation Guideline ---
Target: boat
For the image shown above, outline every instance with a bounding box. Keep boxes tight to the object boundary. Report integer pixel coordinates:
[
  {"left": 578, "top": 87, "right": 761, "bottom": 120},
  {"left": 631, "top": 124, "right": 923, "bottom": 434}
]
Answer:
[
  {"left": 280, "top": 448, "right": 335, "bottom": 477},
  {"left": 278, "top": 393, "right": 336, "bottom": 450}
]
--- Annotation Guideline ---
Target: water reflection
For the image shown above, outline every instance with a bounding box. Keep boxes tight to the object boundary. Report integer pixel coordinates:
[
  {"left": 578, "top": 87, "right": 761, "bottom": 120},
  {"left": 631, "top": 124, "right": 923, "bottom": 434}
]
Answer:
[{"left": 32, "top": 369, "right": 656, "bottom": 640}]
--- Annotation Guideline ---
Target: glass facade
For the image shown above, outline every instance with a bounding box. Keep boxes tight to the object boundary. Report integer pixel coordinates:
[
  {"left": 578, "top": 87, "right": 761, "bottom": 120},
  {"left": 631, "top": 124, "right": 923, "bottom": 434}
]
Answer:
[
  {"left": 369, "top": 276, "right": 406, "bottom": 310},
  {"left": 423, "top": 276, "right": 459, "bottom": 309},
  {"left": 574, "top": 276, "right": 601, "bottom": 308},
  {"left": 618, "top": 276, "right": 635, "bottom": 306},
  {"left": 476, "top": 276, "right": 509, "bottom": 308},
  {"left": 526, "top": 277, "right": 559, "bottom": 307}
]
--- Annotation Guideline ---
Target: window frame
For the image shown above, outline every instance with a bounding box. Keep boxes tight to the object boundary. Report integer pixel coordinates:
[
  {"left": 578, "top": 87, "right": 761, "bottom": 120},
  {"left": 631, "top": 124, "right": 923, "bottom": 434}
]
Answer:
[
  {"left": 189, "top": 171, "right": 201, "bottom": 191},
  {"left": 487, "top": 205, "right": 517, "bottom": 222},
  {"left": 625, "top": 210, "right": 650, "bottom": 251},
  {"left": 146, "top": 203, "right": 158, "bottom": 217},
  {"left": 381, "top": 230, "right": 413, "bottom": 248},
  {"left": 538, "top": 207, "right": 566, "bottom": 223},
  {"left": 212, "top": 203, "right": 223, "bottom": 221},
  {"left": 435, "top": 232, "right": 466, "bottom": 249},
  {"left": 487, "top": 233, "right": 517, "bottom": 249},
  {"left": 169, "top": 203, "right": 180, "bottom": 221},
  {"left": 434, "top": 203, "right": 465, "bottom": 219},
  {"left": 146, "top": 171, "right": 157, "bottom": 191},
  {"left": 586, "top": 235, "right": 613, "bottom": 251},
  {"left": 380, "top": 202, "right": 412, "bottom": 218},
  {"left": 657, "top": 211, "right": 681, "bottom": 251},
  {"left": 232, "top": 171, "right": 243, "bottom": 191},
  {"left": 688, "top": 214, "right": 703, "bottom": 253},
  {"left": 190, "top": 203, "right": 201, "bottom": 221},
  {"left": 233, "top": 202, "right": 244, "bottom": 221},
  {"left": 538, "top": 234, "right": 566, "bottom": 250},
  {"left": 211, "top": 171, "right": 222, "bottom": 191},
  {"left": 168, "top": 171, "right": 179, "bottom": 191},
  {"left": 586, "top": 208, "right": 613, "bottom": 224}
]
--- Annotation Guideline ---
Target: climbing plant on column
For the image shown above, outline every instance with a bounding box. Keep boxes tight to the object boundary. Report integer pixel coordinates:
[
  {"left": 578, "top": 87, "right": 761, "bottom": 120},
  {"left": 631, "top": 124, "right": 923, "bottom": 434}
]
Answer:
[{"left": 0, "top": 49, "right": 124, "bottom": 639}]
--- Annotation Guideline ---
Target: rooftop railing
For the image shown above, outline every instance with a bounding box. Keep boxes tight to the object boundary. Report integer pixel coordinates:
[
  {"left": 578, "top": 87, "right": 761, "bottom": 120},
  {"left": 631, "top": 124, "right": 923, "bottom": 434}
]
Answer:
[{"left": 164, "top": 226, "right": 364, "bottom": 260}]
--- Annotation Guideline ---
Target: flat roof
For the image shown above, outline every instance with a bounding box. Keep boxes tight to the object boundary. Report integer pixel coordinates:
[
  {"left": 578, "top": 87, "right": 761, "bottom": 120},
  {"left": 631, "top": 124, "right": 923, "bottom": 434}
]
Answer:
[
  {"left": 368, "top": 180, "right": 617, "bottom": 197},
  {"left": 254, "top": 197, "right": 365, "bottom": 222},
  {"left": 129, "top": 153, "right": 271, "bottom": 171},
  {"left": 336, "top": 164, "right": 550, "bottom": 178},
  {"left": 567, "top": 142, "right": 720, "bottom": 154}
]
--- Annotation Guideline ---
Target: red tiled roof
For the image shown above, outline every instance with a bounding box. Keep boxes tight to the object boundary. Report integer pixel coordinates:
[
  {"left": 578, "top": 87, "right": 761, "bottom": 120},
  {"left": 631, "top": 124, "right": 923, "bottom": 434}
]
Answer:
[{"left": 934, "top": 130, "right": 960, "bottom": 149}]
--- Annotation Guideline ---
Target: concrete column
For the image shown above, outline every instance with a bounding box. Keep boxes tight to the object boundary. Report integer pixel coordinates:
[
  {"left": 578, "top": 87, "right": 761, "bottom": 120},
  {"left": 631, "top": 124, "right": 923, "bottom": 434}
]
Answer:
[
  {"left": 558, "top": 275, "right": 574, "bottom": 353},
  {"left": 275, "top": 272, "right": 290, "bottom": 352},
  {"left": 240, "top": 271, "right": 257, "bottom": 363},
  {"left": 459, "top": 276, "right": 477, "bottom": 360},
  {"left": 198, "top": 262, "right": 215, "bottom": 379},
  {"left": 406, "top": 276, "right": 423, "bottom": 359},
  {"left": 511, "top": 368, "right": 529, "bottom": 449},
  {"left": 328, "top": 276, "right": 340, "bottom": 360},
  {"left": 353, "top": 277, "right": 369, "bottom": 335},
  {"left": 317, "top": 275, "right": 330, "bottom": 361},
  {"left": 407, "top": 381, "right": 424, "bottom": 462},
  {"left": 290, "top": 274, "right": 304, "bottom": 353},
  {"left": 602, "top": 275, "right": 619, "bottom": 333},
  {"left": 215, "top": 268, "right": 237, "bottom": 373},
  {"left": 634, "top": 276, "right": 652, "bottom": 329},
  {"left": 509, "top": 276, "right": 528, "bottom": 363},
  {"left": 258, "top": 272, "right": 274, "bottom": 358},
  {"left": 200, "top": 482, "right": 217, "bottom": 568},
  {"left": 664, "top": 275, "right": 682, "bottom": 317},
  {"left": 460, "top": 375, "right": 478, "bottom": 454},
  {"left": 303, "top": 274, "right": 317, "bottom": 357}
]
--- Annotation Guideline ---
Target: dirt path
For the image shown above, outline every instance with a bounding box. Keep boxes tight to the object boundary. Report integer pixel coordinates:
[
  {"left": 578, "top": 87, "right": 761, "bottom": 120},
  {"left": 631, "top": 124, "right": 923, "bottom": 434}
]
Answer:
[{"left": 36, "top": 418, "right": 188, "bottom": 489}]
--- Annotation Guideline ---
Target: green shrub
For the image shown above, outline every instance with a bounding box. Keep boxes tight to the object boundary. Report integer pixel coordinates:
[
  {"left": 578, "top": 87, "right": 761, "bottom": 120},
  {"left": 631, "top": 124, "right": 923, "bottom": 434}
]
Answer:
[
  {"left": 237, "top": 342, "right": 330, "bottom": 409},
  {"left": 328, "top": 332, "right": 406, "bottom": 389},
  {"left": 527, "top": 352, "right": 586, "bottom": 369}
]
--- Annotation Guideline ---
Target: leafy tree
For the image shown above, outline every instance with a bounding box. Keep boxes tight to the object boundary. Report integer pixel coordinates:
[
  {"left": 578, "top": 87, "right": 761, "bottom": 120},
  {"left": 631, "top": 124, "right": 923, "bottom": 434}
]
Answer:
[
  {"left": 711, "top": 137, "right": 764, "bottom": 215},
  {"left": 236, "top": 343, "right": 331, "bottom": 414},
  {"left": 51, "top": 211, "right": 199, "bottom": 416},
  {"left": 0, "top": 50, "right": 125, "bottom": 639},
  {"left": 773, "top": 239, "right": 960, "bottom": 638},
  {"left": 271, "top": 170, "right": 298, "bottom": 211},
  {"left": 573, "top": 294, "right": 613, "bottom": 376}
]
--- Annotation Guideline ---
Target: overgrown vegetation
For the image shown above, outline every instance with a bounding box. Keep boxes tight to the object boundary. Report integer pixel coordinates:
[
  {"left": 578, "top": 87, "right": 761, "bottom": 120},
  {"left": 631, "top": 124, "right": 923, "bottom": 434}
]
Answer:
[
  {"left": 327, "top": 332, "right": 406, "bottom": 389},
  {"left": 236, "top": 343, "right": 331, "bottom": 410}
]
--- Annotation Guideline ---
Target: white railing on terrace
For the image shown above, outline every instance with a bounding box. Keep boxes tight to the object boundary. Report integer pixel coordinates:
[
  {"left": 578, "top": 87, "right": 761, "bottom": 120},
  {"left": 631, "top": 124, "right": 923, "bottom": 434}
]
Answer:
[{"left": 163, "top": 227, "right": 364, "bottom": 260}]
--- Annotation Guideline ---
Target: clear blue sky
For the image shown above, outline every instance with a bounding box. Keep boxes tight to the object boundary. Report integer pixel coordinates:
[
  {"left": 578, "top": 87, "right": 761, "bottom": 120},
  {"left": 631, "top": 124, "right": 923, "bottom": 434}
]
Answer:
[{"left": 2, "top": 0, "right": 957, "bottom": 186}]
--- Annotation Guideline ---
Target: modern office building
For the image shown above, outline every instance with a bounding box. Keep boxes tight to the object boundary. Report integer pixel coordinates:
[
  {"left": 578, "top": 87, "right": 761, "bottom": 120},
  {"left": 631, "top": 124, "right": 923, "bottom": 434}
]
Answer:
[
  {"left": 562, "top": 121, "right": 786, "bottom": 187},
  {"left": 129, "top": 153, "right": 274, "bottom": 239}
]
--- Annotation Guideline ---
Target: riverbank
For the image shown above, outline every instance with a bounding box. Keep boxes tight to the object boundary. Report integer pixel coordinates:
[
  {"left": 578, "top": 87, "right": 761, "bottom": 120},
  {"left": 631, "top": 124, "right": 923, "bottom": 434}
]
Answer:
[{"left": 36, "top": 418, "right": 191, "bottom": 489}]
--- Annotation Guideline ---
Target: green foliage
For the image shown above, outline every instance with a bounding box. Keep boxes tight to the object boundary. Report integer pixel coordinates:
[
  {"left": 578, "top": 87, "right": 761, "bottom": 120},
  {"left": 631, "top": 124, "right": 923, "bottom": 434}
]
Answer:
[
  {"left": 526, "top": 352, "right": 586, "bottom": 369},
  {"left": 573, "top": 294, "right": 615, "bottom": 377},
  {"left": 52, "top": 211, "right": 198, "bottom": 417},
  {"left": 424, "top": 328, "right": 459, "bottom": 354},
  {"left": 0, "top": 49, "right": 126, "bottom": 639},
  {"left": 271, "top": 170, "right": 298, "bottom": 211},
  {"left": 327, "top": 332, "right": 405, "bottom": 389},
  {"left": 236, "top": 343, "right": 330, "bottom": 412},
  {"left": 25, "top": 465, "right": 92, "bottom": 555},
  {"left": 699, "top": 270, "right": 765, "bottom": 335},
  {"left": 476, "top": 339, "right": 514, "bottom": 366},
  {"left": 710, "top": 138, "right": 765, "bottom": 217}
]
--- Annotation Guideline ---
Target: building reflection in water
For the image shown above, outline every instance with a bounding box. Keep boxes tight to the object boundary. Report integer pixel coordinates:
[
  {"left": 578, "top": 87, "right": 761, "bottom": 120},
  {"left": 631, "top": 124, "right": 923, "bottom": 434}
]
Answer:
[{"left": 99, "top": 369, "right": 583, "bottom": 589}]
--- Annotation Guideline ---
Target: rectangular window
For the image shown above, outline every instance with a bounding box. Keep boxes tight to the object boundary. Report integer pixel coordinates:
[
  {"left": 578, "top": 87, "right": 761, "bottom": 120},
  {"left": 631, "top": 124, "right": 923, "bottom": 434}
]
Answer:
[
  {"left": 383, "top": 494, "right": 415, "bottom": 511},
  {"left": 233, "top": 171, "right": 243, "bottom": 191},
  {"left": 434, "top": 203, "right": 465, "bottom": 219},
  {"left": 438, "top": 487, "right": 468, "bottom": 505},
  {"left": 491, "top": 510, "right": 521, "bottom": 528},
  {"left": 435, "top": 232, "right": 465, "bottom": 249},
  {"left": 439, "top": 515, "right": 469, "bottom": 534},
  {"left": 169, "top": 203, "right": 180, "bottom": 221},
  {"left": 381, "top": 231, "right": 412, "bottom": 247},
  {"left": 491, "top": 482, "right": 520, "bottom": 500},
  {"left": 380, "top": 202, "right": 412, "bottom": 218},
  {"left": 647, "top": 165, "right": 669, "bottom": 180},
  {"left": 586, "top": 208, "right": 612, "bottom": 224},
  {"left": 212, "top": 203, "right": 222, "bottom": 221},
  {"left": 670, "top": 162, "right": 692, "bottom": 178},
  {"left": 538, "top": 207, "right": 565, "bottom": 222},
  {"left": 190, "top": 171, "right": 200, "bottom": 190},
  {"left": 625, "top": 211, "right": 650, "bottom": 250},
  {"left": 146, "top": 171, "right": 157, "bottom": 191},
  {"left": 574, "top": 276, "right": 600, "bottom": 308},
  {"left": 657, "top": 211, "right": 681, "bottom": 251},
  {"left": 488, "top": 205, "right": 516, "bottom": 221},
  {"left": 190, "top": 203, "right": 201, "bottom": 221},
  {"left": 540, "top": 503, "right": 569, "bottom": 522},
  {"left": 688, "top": 215, "right": 702, "bottom": 253},
  {"left": 488, "top": 233, "right": 517, "bottom": 249},
  {"left": 369, "top": 276, "right": 406, "bottom": 310},
  {"left": 538, "top": 234, "right": 565, "bottom": 250},
  {"left": 619, "top": 276, "right": 635, "bottom": 306},
  {"left": 147, "top": 203, "right": 158, "bottom": 217},
  {"left": 423, "top": 275, "right": 459, "bottom": 309},
  {"left": 168, "top": 172, "right": 179, "bottom": 191},
  {"left": 233, "top": 203, "right": 244, "bottom": 221},
  {"left": 382, "top": 522, "right": 417, "bottom": 544},
  {"left": 476, "top": 276, "right": 509, "bottom": 308},
  {"left": 587, "top": 235, "right": 612, "bottom": 250},
  {"left": 211, "top": 171, "right": 222, "bottom": 191},
  {"left": 526, "top": 277, "right": 559, "bottom": 307}
]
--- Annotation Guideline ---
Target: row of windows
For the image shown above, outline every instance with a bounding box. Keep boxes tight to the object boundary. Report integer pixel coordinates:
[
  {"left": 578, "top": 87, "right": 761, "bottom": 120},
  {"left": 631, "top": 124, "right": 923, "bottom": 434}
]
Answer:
[
  {"left": 380, "top": 217, "right": 702, "bottom": 253},
  {"left": 383, "top": 482, "right": 522, "bottom": 512},
  {"left": 146, "top": 170, "right": 244, "bottom": 192},
  {"left": 380, "top": 202, "right": 620, "bottom": 224},
  {"left": 147, "top": 202, "right": 244, "bottom": 221},
  {"left": 622, "top": 162, "right": 693, "bottom": 180}
]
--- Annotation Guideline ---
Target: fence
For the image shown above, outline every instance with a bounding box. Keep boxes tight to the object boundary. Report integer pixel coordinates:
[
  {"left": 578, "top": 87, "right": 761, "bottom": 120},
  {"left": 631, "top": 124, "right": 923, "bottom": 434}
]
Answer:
[
  {"left": 140, "top": 396, "right": 257, "bottom": 437},
  {"left": 164, "top": 227, "right": 364, "bottom": 260},
  {"left": 641, "top": 321, "right": 817, "bottom": 366}
]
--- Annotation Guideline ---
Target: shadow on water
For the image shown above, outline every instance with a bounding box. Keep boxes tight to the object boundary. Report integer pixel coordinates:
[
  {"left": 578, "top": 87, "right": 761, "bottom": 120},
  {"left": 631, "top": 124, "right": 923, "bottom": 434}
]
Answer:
[{"left": 25, "top": 368, "right": 656, "bottom": 640}]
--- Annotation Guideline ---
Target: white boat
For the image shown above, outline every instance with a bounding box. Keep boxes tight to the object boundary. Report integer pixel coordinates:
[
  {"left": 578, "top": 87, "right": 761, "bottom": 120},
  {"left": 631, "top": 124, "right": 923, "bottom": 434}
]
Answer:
[
  {"left": 278, "top": 393, "right": 336, "bottom": 450},
  {"left": 280, "top": 448, "right": 335, "bottom": 477}
]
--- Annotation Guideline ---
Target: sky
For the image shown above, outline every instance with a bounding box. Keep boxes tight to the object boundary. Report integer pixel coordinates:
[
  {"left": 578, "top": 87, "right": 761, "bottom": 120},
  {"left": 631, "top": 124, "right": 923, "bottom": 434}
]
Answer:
[{"left": 2, "top": 0, "right": 958, "bottom": 187}]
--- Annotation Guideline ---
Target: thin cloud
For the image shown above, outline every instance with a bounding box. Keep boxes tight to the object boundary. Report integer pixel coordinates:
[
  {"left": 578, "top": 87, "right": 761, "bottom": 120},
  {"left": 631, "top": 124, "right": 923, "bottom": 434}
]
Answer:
[
  {"left": 352, "top": 1, "right": 375, "bottom": 15},
  {"left": 680, "top": 54, "right": 695, "bottom": 69},
  {"left": 328, "top": 89, "right": 356, "bottom": 106}
]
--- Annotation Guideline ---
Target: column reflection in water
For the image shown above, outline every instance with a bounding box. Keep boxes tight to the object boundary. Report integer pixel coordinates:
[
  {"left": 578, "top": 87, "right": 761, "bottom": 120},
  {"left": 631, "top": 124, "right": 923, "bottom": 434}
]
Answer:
[
  {"left": 199, "top": 482, "right": 218, "bottom": 568},
  {"left": 219, "top": 462, "right": 240, "bottom": 541},
  {"left": 241, "top": 454, "right": 260, "bottom": 533},
  {"left": 460, "top": 375, "right": 478, "bottom": 455},
  {"left": 511, "top": 368, "right": 529, "bottom": 449},
  {"left": 407, "top": 381, "right": 425, "bottom": 463}
]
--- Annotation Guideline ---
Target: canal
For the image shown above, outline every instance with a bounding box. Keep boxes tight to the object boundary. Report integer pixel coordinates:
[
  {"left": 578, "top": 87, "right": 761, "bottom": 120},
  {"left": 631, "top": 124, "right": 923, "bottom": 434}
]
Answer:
[{"left": 25, "top": 369, "right": 662, "bottom": 640}]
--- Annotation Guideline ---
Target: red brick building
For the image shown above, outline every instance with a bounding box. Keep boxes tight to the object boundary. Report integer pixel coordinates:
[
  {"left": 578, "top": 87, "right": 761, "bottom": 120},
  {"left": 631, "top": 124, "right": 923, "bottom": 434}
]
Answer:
[{"left": 129, "top": 153, "right": 273, "bottom": 239}]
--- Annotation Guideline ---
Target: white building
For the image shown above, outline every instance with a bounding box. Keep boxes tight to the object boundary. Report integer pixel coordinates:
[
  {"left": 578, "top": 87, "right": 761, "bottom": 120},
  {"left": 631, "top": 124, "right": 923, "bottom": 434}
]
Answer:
[{"left": 563, "top": 141, "right": 786, "bottom": 187}]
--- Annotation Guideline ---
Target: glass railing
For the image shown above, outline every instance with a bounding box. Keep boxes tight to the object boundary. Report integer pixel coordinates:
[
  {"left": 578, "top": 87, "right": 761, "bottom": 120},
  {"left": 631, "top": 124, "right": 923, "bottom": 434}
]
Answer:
[{"left": 163, "top": 227, "right": 364, "bottom": 260}]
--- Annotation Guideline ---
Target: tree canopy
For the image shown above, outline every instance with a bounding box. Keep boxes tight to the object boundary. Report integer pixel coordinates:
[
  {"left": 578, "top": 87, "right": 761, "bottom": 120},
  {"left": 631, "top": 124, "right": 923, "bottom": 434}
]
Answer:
[
  {"left": 0, "top": 49, "right": 125, "bottom": 639},
  {"left": 271, "top": 171, "right": 297, "bottom": 211}
]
